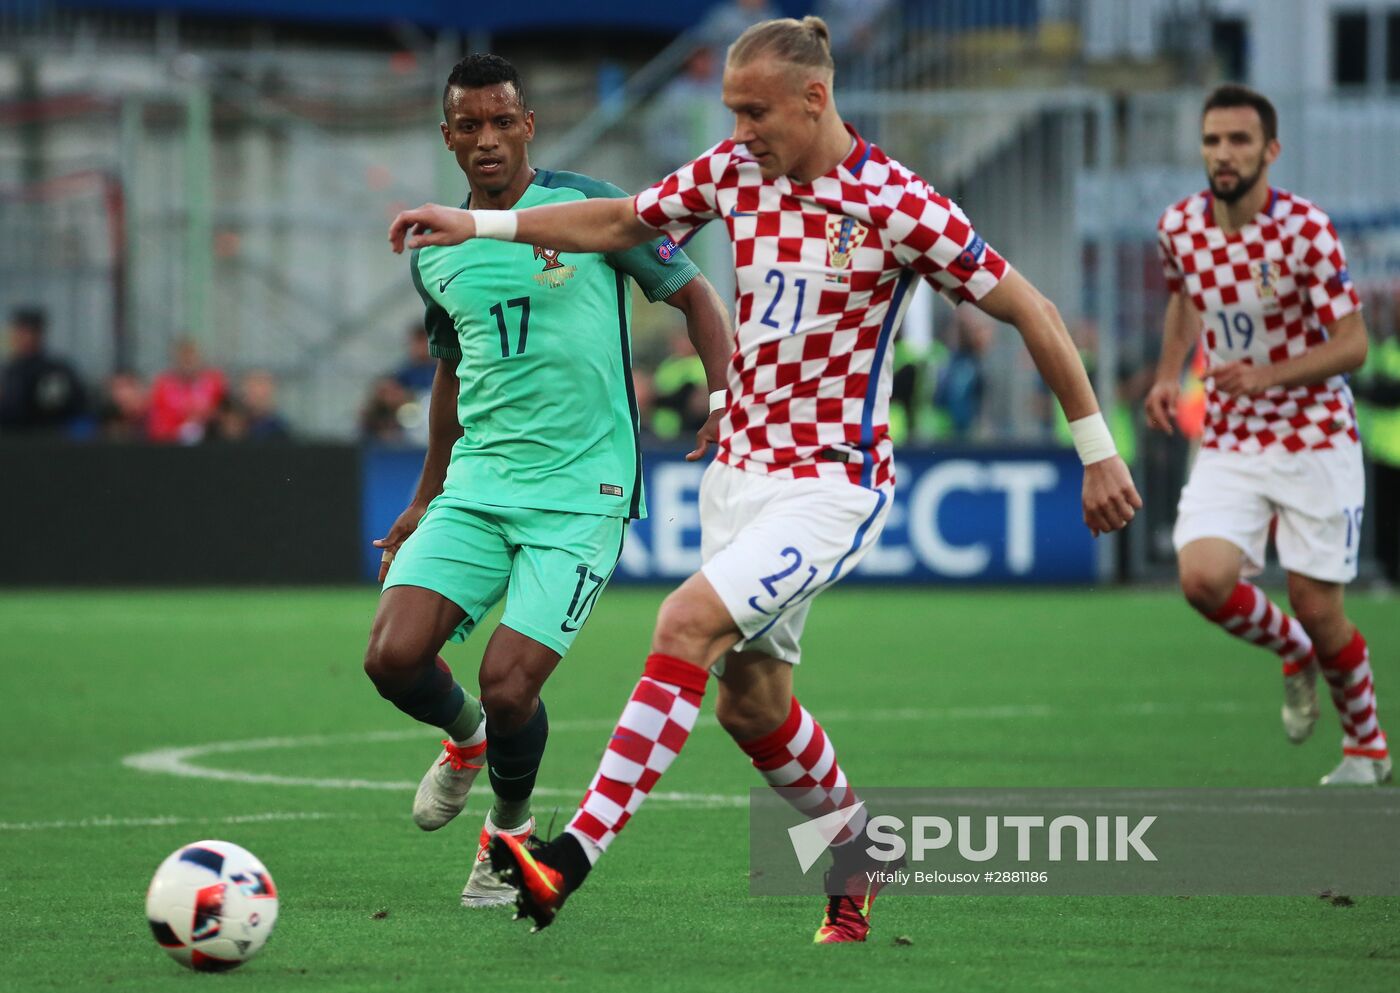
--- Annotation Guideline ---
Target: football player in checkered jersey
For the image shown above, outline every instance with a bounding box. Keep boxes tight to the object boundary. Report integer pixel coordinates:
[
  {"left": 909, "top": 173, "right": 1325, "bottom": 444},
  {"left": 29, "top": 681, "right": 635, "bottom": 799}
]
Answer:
[
  {"left": 391, "top": 16, "right": 1140, "bottom": 941},
  {"left": 1146, "top": 84, "right": 1389, "bottom": 787}
]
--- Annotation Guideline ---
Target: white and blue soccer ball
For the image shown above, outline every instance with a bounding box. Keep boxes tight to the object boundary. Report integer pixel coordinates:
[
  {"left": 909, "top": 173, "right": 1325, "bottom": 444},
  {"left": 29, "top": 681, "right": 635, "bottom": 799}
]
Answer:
[{"left": 146, "top": 840, "right": 279, "bottom": 971}]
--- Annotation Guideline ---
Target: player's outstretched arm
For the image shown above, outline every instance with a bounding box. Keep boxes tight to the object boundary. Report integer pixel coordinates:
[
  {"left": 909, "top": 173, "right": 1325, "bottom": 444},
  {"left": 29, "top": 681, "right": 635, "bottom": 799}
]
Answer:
[
  {"left": 975, "top": 269, "right": 1142, "bottom": 536},
  {"left": 663, "top": 274, "right": 734, "bottom": 462},
  {"left": 373, "top": 358, "right": 462, "bottom": 582},
  {"left": 1213, "top": 311, "right": 1368, "bottom": 397},
  {"left": 389, "top": 197, "right": 657, "bottom": 255},
  {"left": 1144, "top": 292, "right": 1199, "bottom": 434}
]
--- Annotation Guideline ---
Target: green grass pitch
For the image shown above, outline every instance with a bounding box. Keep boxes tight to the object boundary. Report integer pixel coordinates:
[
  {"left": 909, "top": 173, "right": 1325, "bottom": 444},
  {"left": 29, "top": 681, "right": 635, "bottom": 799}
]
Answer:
[{"left": 1, "top": 586, "right": 1397, "bottom": 993}]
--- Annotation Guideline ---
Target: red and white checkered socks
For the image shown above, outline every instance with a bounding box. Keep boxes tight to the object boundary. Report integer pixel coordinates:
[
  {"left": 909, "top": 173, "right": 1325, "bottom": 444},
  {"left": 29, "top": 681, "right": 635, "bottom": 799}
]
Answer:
[
  {"left": 1319, "top": 630, "right": 1388, "bottom": 759},
  {"left": 738, "top": 697, "right": 867, "bottom": 845},
  {"left": 1204, "top": 581, "right": 1317, "bottom": 675},
  {"left": 565, "top": 653, "right": 709, "bottom": 861}
]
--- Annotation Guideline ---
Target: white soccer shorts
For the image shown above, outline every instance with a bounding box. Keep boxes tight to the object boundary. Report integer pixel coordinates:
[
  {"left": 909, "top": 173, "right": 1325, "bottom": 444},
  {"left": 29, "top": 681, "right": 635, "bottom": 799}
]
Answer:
[
  {"left": 1173, "top": 445, "right": 1366, "bottom": 583},
  {"left": 698, "top": 460, "right": 892, "bottom": 666}
]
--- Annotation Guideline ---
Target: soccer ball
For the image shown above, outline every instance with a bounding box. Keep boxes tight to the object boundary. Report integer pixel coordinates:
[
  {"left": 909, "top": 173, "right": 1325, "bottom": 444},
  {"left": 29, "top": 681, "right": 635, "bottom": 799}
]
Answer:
[{"left": 145, "top": 840, "right": 279, "bottom": 971}]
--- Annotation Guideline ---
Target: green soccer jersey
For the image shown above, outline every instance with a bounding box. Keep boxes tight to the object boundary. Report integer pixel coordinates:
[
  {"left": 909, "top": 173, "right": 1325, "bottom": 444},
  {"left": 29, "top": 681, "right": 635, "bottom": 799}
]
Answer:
[{"left": 410, "top": 170, "right": 699, "bottom": 520}]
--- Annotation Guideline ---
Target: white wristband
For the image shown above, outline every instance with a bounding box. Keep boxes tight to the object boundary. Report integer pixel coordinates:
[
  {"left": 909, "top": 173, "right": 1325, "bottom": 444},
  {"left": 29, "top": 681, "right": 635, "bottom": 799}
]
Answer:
[
  {"left": 1068, "top": 412, "right": 1117, "bottom": 466},
  {"left": 709, "top": 390, "right": 727, "bottom": 414},
  {"left": 469, "top": 209, "right": 518, "bottom": 241}
]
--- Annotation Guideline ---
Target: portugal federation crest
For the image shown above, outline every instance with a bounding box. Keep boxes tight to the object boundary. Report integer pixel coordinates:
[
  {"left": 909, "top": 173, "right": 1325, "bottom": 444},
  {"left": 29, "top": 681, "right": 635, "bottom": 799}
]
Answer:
[
  {"left": 534, "top": 246, "right": 565, "bottom": 271},
  {"left": 532, "top": 245, "right": 576, "bottom": 288}
]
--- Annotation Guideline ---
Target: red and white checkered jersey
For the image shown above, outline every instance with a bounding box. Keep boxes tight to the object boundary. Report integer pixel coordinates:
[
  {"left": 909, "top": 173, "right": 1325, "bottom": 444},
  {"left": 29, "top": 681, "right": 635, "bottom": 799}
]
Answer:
[
  {"left": 1157, "top": 188, "right": 1362, "bottom": 454},
  {"left": 633, "top": 125, "right": 1008, "bottom": 489}
]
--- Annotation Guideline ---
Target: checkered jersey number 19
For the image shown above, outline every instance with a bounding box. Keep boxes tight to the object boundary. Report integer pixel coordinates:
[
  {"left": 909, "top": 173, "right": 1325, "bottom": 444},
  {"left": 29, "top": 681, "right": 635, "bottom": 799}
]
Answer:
[{"left": 1213, "top": 310, "right": 1254, "bottom": 353}]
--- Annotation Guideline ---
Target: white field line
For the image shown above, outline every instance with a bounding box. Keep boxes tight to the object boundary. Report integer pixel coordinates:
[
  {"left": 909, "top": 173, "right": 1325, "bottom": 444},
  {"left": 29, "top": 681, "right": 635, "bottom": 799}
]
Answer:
[
  {"left": 0, "top": 811, "right": 353, "bottom": 832},
  {"left": 1, "top": 701, "right": 1281, "bottom": 832},
  {"left": 117, "top": 700, "right": 1251, "bottom": 805}
]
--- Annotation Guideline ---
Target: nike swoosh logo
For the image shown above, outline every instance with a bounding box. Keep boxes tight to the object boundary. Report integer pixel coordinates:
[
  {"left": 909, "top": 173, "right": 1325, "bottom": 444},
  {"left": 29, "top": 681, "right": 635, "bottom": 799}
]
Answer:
[
  {"left": 488, "top": 766, "right": 537, "bottom": 781},
  {"left": 438, "top": 267, "right": 468, "bottom": 293},
  {"left": 728, "top": 206, "right": 756, "bottom": 217}
]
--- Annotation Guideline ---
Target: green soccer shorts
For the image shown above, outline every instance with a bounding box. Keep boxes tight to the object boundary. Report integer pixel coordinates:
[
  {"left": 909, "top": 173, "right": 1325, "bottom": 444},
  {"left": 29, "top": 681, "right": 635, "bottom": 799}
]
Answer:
[{"left": 382, "top": 497, "right": 627, "bottom": 657}]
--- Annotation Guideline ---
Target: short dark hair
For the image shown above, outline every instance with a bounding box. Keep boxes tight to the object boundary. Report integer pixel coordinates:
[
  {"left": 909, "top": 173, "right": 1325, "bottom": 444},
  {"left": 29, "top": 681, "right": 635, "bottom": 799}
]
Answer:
[
  {"left": 443, "top": 54, "right": 526, "bottom": 118},
  {"left": 10, "top": 307, "right": 46, "bottom": 334},
  {"left": 1202, "top": 83, "right": 1278, "bottom": 142}
]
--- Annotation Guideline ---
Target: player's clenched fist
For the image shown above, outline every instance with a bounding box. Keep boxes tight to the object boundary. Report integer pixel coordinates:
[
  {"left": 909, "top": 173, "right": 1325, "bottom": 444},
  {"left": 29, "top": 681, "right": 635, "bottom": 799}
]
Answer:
[
  {"left": 389, "top": 204, "right": 477, "bottom": 254},
  {"left": 1143, "top": 379, "right": 1180, "bottom": 434},
  {"left": 1210, "top": 359, "right": 1273, "bottom": 397},
  {"left": 1081, "top": 456, "right": 1142, "bottom": 537}
]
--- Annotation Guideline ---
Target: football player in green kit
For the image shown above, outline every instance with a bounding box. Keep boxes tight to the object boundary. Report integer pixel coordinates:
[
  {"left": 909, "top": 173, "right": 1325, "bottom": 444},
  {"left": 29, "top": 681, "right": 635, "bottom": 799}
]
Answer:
[{"left": 361, "top": 53, "right": 731, "bottom": 908}]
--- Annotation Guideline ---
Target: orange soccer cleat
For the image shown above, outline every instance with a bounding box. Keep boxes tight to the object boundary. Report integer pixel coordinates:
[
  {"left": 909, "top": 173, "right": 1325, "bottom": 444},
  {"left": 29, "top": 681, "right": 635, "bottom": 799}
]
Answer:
[
  {"left": 489, "top": 831, "right": 576, "bottom": 932},
  {"left": 814, "top": 851, "right": 901, "bottom": 944}
]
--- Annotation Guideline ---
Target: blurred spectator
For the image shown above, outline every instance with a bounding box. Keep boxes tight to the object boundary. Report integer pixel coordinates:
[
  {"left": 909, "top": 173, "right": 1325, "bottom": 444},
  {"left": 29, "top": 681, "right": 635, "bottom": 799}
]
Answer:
[
  {"left": 239, "top": 369, "right": 292, "bottom": 441},
  {"left": 370, "top": 324, "right": 434, "bottom": 445},
  {"left": 934, "top": 307, "right": 993, "bottom": 439},
  {"left": 820, "top": 0, "right": 899, "bottom": 71},
  {"left": 632, "top": 369, "right": 662, "bottom": 446},
  {"left": 208, "top": 369, "right": 292, "bottom": 443},
  {"left": 97, "top": 371, "right": 149, "bottom": 442},
  {"left": 147, "top": 337, "right": 227, "bottom": 444},
  {"left": 1355, "top": 317, "right": 1400, "bottom": 583},
  {"left": 651, "top": 334, "right": 710, "bottom": 442},
  {"left": 889, "top": 337, "right": 944, "bottom": 445},
  {"left": 697, "top": 0, "right": 780, "bottom": 52},
  {"left": 394, "top": 323, "right": 437, "bottom": 394},
  {"left": 0, "top": 307, "right": 87, "bottom": 435},
  {"left": 647, "top": 46, "right": 722, "bottom": 173},
  {"left": 210, "top": 394, "right": 251, "bottom": 442},
  {"left": 360, "top": 376, "right": 411, "bottom": 443}
]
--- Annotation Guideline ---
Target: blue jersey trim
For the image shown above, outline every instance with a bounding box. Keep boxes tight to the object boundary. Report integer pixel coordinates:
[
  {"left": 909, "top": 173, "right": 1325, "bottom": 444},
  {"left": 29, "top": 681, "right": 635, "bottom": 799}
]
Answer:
[
  {"left": 747, "top": 606, "right": 783, "bottom": 642},
  {"left": 826, "top": 488, "right": 888, "bottom": 586},
  {"left": 745, "top": 488, "right": 888, "bottom": 642},
  {"left": 849, "top": 141, "right": 873, "bottom": 176},
  {"left": 859, "top": 270, "right": 913, "bottom": 488}
]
